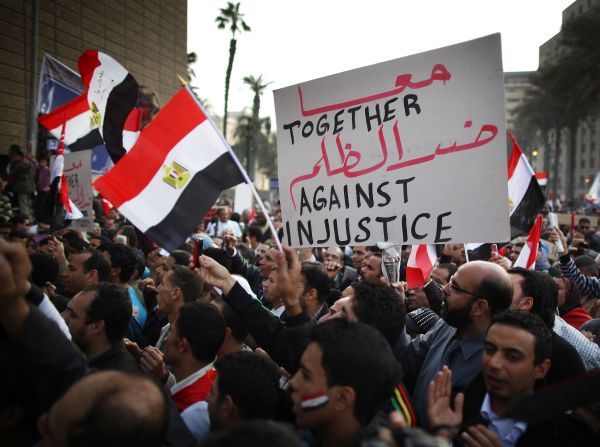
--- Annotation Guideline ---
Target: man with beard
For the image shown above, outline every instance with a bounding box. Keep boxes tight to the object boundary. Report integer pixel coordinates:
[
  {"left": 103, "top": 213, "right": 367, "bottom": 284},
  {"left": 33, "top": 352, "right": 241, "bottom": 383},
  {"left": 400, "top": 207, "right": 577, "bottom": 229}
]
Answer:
[{"left": 396, "top": 260, "right": 513, "bottom": 426}]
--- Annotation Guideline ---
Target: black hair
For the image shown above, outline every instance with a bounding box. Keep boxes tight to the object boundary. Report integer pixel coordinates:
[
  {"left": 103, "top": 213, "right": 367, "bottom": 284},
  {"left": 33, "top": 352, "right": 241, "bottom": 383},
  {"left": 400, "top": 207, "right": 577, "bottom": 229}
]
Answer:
[
  {"left": 169, "top": 264, "right": 203, "bottom": 303},
  {"left": 30, "top": 252, "right": 59, "bottom": 287},
  {"left": 475, "top": 270, "right": 513, "bottom": 317},
  {"left": 10, "top": 214, "right": 30, "bottom": 228},
  {"left": 169, "top": 250, "right": 192, "bottom": 266},
  {"left": 352, "top": 281, "right": 406, "bottom": 346},
  {"left": 83, "top": 251, "right": 111, "bottom": 282},
  {"left": 67, "top": 374, "right": 167, "bottom": 447},
  {"left": 221, "top": 302, "right": 249, "bottom": 343},
  {"left": 201, "top": 420, "right": 301, "bottom": 447},
  {"left": 490, "top": 310, "right": 552, "bottom": 365},
  {"left": 436, "top": 262, "right": 458, "bottom": 280},
  {"left": 310, "top": 319, "right": 400, "bottom": 425},
  {"left": 301, "top": 262, "right": 329, "bottom": 304},
  {"left": 115, "top": 224, "right": 138, "bottom": 248},
  {"left": 83, "top": 282, "right": 132, "bottom": 343},
  {"left": 64, "top": 233, "right": 90, "bottom": 254},
  {"left": 9, "top": 144, "right": 23, "bottom": 156},
  {"left": 103, "top": 243, "right": 137, "bottom": 283},
  {"left": 507, "top": 267, "right": 557, "bottom": 327},
  {"left": 204, "top": 246, "right": 233, "bottom": 271},
  {"left": 246, "top": 226, "right": 263, "bottom": 240},
  {"left": 575, "top": 255, "right": 597, "bottom": 270},
  {"left": 214, "top": 352, "right": 279, "bottom": 421},
  {"left": 176, "top": 302, "right": 225, "bottom": 363}
]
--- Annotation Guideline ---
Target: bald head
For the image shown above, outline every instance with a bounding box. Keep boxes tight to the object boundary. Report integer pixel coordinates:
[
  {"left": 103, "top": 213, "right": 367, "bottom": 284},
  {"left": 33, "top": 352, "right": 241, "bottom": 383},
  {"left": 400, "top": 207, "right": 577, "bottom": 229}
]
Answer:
[
  {"left": 459, "top": 261, "right": 513, "bottom": 315},
  {"left": 41, "top": 371, "right": 167, "bottom": 447}
]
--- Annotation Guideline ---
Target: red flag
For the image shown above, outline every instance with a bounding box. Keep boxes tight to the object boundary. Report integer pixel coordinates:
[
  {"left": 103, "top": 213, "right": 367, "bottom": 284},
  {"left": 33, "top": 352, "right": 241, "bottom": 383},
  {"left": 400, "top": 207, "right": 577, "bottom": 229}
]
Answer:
[
  {"left": 513, "top": 215, "right": 542, "bottom": 270},
  {"left": 406, "top": 245, "right": 437, "bottom": 289}
]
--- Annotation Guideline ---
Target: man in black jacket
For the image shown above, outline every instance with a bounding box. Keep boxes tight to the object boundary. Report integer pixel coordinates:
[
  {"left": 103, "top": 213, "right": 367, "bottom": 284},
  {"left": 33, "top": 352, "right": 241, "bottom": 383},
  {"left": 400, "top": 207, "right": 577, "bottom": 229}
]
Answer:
[
  {"left": 0, "top": 239, "right": 195, "bottom": 447},
  {"left": 62, "top": 282, "right": 141, "bottom": 374}
]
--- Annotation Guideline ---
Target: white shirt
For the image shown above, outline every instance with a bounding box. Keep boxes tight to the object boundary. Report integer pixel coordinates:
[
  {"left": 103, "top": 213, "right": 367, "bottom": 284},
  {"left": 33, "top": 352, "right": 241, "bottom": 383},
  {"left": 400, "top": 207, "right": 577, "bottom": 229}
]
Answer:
[
  {"left": 207, "top": 220, "right": 242, "bottom": 237},
  {"left": 480, "top": 393, "right": 528, "bottom": 447},
  {"left": 38, "top": 294, "right": 71, "bottom": 340},
  {"left": 170, "top": 362, "right": 215, "bottom": 443}
]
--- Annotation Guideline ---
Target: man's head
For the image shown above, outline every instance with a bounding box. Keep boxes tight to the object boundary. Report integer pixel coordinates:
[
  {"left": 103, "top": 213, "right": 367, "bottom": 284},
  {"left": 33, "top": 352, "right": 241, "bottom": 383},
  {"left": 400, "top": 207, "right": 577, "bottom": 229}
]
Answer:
[
  {"left": 62, "top": 252, "right": 111, "bottom": 296},
  {"left": 11, "top": 214, "right": 31, "bottom": 233},
  {"left": 298, "top": 263, "right": 329, "bottom": 313},
  {"left": 575, "top": 255, "right": 599, "bottom": 278},
  {"left": 431, "top": 263, "right": 458, "bottom": 286},
  {"left": 246, "top": 226, "right": 263, "bottom": 248},
  {"left": 156, "top": 265, "right": 203, "bottom": 315},
  {"left": 164, "top": 302, "right": 226, "bottom": 368},
  {"left": 62, "top": 283, "right": 132, "bottom": 354},
  {"left": 37, "top": 371, "right": 167, "bottom": 447},
  {"left": 441, "top": 261, "right": 513, "bottom": 332},
  {"left": 507, "top": 267, "right": 558, "bottom": 328},
  {"left": 259, "top": 248, "right": 278, "bottom": 279},
  {"left": 290, "top": 319, "right": 398, "bottom": 431},
  {"left": 254, "top": 243, "right": 271, "bottom": 265},
  {"left": 318, "top": 296, "right": 350, "bottom": 324},
  {"left": 9, "top": 144, "right": 24, "bottom": 161},
  {"left": 578, "top": 217, "right": 592, "bottom": 232},
  {"left": 483, "top": 311, "right": 552, "bottom": 408},
  {"left": 447, "top": 244, "right": 466, "bottom": 265},
  {"left": 405, "top": 287, "right": 430, "bottom": 313},
  {"left": 207, "top": 351, "right": 279, "bottom": 432},
  {"left": 509, "top": 242, "right": 524, "bottom": 262},
  {"left": 360, "top": 252, "right": 383, "bottom": 284},
  {"left": 324, "top": 247, "right": 344, "bottom": 265},
  {"left": 263, "top": 268, "right": 279, "bottom": 305},
  {"left": 218, "top": 207, "right": 232, "bottom": 223},
  {"left": 347, "top": 281, "right": 405, "bottom": 346},
  {"left": 101, "top": 243, "right": 137, "bottom": 285},
  {"left": 350, "top": 246, "right": 367, "bottom": 270}
]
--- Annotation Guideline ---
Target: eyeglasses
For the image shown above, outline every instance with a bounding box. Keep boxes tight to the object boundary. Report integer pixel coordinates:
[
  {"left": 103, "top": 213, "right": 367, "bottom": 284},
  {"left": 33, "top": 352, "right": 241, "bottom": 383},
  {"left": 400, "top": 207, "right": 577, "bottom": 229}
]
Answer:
[{"left": 448, "top": 276, "right": 485, "bottom": 300}]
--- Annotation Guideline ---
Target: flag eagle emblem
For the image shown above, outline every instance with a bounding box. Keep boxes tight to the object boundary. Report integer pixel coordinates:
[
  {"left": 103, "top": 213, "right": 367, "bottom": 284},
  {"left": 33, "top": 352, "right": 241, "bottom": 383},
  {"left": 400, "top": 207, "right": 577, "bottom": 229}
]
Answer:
[{"left": 162, "top": 161, "right": 191, "bottom": 189}]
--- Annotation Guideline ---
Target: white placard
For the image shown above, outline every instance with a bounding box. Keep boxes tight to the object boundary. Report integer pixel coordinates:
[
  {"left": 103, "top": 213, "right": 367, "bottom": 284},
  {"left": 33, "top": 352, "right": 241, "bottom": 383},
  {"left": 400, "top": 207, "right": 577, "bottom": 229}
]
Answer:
[
  {"left": 274, "top": 34, "right": 510, "bottom": 247},
  {"left": 64, "top": 150, "right": 94, "bottom": 232}
]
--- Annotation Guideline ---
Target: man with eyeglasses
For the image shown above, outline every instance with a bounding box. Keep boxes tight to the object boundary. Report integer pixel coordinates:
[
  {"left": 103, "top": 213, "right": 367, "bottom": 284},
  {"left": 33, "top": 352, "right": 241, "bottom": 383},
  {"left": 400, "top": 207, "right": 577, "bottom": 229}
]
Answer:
[{"left": 396, "top": 260, "right": 513, "bottom": 426}]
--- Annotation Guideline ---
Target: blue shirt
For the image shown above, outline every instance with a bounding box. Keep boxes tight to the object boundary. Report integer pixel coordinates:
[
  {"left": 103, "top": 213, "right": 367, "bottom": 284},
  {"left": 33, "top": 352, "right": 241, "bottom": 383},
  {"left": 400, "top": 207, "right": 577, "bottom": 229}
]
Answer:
[
  {"left": 128, "top": 286, "right": 148, "bottom": 328},
  {"left": 480, "top": 393, "right": 527, "bottom": 447}
]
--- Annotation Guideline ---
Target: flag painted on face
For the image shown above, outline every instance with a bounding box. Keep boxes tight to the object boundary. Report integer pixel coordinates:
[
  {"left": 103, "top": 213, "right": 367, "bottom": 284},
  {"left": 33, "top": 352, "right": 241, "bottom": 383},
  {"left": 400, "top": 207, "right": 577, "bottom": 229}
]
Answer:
[
  {"left": 406, "top": 244, "right": 437, "bottom": 289},
  {"left": 37, "top": 94, "right": 103, "bottom": 151},
  {"left": 78, "top": 50, "right": 139, "bottom": 164},
  {"left": 39, "top": 117, "right": 83, "bottom": 227},
  {"left": 93, "top": 88, "right": 245, "bottom": 251},
  {"left": 508, "top": 132, "right": 545, "bottom": 239},
  {"left": 513, "top": 214, "right": 542, "bottom": 270}
]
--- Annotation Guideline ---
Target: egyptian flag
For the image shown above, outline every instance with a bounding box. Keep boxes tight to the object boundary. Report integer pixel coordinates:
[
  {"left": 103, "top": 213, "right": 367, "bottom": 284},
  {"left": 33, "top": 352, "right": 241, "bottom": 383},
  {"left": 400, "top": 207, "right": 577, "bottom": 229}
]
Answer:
[
  {"left": 39, "top": 118, "right": 83, "bottom": 227},
  {"left": 123, "top": 107, "right": 142, "bottom": 151},
  {"left": 78, "top": 50, "right": 139, "bottom": 164},
  {"left": 406, "top": 245, "right": 437, "bottom": 289},
  {"left": 508, "top": 132, "right": 545, "bottom": 239},
  {"left": 94, "top": 87, "right": 245, "bottom": 251},
  {"left": 37, "top": 94, "right": 103, "bottom": 151},
  {"left": 513, "top": 215, "right": 542, "bottom": 270}
]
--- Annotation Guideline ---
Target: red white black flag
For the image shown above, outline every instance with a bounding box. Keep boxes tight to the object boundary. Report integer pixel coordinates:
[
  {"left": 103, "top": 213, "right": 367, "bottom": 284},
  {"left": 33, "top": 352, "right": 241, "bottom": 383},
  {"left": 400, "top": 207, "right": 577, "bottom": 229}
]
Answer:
[{"left": 94, "top": 88, "right": 245, "bottom": 251}]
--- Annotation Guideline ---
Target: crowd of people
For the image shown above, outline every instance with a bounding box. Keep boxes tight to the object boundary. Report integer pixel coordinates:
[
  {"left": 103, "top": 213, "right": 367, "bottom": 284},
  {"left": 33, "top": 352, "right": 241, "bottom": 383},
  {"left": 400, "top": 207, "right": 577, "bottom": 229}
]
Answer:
[{"left": 1, "top": 184, "right": 600, "bottom": 446}]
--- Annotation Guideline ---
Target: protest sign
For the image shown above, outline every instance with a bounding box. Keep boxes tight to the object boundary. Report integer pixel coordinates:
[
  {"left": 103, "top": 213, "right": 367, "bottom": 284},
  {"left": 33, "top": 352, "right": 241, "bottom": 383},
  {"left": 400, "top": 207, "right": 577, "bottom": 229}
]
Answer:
[
  {"left": 274, "top": 34, "right": 510, "bottom": 247},
  {"left": 65, "top": 150, "right": 94, "bottom": 232}
]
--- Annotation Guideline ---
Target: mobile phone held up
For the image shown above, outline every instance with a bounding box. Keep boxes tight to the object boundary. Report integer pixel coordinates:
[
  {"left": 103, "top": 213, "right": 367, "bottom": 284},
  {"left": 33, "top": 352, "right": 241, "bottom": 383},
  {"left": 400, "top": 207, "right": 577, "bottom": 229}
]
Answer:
[{"left": 193, "top": 238, "right": 204, "bottom": 269}]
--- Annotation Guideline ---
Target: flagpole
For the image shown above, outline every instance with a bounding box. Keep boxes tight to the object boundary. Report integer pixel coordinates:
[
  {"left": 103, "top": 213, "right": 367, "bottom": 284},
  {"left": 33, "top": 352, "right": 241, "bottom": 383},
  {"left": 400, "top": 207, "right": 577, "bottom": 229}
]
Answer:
[{"left": 181, "top": 82, "right": 284, "bottom": 252}]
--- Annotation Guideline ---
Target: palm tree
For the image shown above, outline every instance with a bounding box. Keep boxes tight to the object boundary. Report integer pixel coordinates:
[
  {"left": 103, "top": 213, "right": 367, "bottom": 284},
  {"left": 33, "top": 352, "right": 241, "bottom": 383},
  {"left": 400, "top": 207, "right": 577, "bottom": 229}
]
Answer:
[
  {"left": 216, "top": 2, "right": 251, "bottom": 138},
  {"left": 242, "top": 75, "right": 272, "bottom": 179}
]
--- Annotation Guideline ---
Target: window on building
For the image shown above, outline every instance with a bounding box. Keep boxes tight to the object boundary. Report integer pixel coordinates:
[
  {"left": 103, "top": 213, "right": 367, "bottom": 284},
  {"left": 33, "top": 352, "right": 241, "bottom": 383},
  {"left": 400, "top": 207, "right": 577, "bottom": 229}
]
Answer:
[{"left": 581, "top": 159, "right": 586, "bottom": 168}]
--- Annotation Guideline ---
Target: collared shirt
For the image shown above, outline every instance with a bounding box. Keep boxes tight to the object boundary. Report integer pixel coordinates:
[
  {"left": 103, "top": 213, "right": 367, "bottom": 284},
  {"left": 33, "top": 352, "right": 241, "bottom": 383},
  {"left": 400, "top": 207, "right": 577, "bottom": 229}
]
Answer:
[
  {"left": 553, "top": 315, "right": 600, "bottom": 370},
  {"left": 480, "top": 394, "right": 528, "bottom": 447},
  {"left": 397, "top": 319, "right": 486, "bottom": 425},
  {"left": 170, "top": 361, "right": 215, "bottom": 395}
]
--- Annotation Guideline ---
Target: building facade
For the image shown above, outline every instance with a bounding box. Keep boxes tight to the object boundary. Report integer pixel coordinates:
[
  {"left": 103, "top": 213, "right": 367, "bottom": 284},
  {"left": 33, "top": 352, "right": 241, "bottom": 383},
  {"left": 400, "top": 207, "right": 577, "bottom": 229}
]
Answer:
[
  {"left": 0, "top": 0, "right": 188, "bottom": 154},
  {"left": 537, "top": 0, "right": 600, "bottom": 203}
]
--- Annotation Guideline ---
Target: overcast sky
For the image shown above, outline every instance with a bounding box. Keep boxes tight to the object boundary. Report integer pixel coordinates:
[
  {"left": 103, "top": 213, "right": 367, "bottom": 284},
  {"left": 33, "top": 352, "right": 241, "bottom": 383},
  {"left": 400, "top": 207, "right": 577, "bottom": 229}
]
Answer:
[{"left": 187, "top": 0, "right": 574, "bottom": 125}]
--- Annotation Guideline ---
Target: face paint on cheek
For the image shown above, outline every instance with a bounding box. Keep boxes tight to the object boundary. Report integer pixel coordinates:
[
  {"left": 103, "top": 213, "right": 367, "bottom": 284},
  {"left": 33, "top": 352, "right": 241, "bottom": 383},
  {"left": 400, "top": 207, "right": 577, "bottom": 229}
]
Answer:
[{"left": 301, "top": 392, "right": 329, "bottom": 411}]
